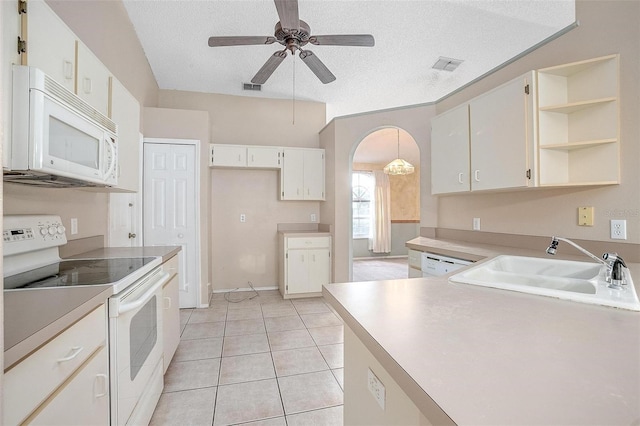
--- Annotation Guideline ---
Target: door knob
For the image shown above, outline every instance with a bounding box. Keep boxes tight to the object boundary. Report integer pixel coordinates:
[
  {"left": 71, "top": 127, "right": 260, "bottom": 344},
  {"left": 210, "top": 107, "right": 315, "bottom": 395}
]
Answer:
[
  {"left": 128, "top": 233, "right": 137, "bottom": 239},
  {"left": 178, "top": 233, "right": 184, "bottom": 238}
]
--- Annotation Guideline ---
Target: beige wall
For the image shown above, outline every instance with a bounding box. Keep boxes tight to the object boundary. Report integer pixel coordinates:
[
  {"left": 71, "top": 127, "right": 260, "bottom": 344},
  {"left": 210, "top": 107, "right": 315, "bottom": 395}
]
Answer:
[
  {"left": 435, "top": 0, "right": 640, "bottom": 245},
  {"left": 157, "top": 90, "right": 326, "bottom": 291},
  {"left": 143, "top": 107, "right": 211, "bottom": 304},
  {"left": 320, "top": 105, "right": 437, "bottom": 283}
]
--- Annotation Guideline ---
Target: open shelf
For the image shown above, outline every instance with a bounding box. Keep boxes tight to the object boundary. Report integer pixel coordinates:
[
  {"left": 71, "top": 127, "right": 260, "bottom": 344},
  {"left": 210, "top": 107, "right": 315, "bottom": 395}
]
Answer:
[{"left": 536, "top": 54, "right": 619, "bottom": 186}]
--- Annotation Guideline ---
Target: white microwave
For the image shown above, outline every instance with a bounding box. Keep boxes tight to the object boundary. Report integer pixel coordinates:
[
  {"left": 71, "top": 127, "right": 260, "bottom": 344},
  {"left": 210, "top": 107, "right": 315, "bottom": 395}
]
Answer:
[{"left": 5, "top": 65, "right": 118, "bottom": 187}]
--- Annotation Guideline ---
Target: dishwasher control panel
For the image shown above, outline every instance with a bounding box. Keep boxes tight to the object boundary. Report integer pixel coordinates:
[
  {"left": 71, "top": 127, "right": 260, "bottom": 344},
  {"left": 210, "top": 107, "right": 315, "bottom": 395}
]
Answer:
[{"left": 421, "top": 252, "right": 473, "bottom": 277}]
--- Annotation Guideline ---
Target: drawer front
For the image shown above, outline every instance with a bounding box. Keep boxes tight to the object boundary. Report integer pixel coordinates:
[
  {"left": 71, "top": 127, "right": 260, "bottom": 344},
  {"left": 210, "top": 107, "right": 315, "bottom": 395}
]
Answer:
[
  {"left": 4, "top": 304, "right": 107, "bottom": 426},
  {"left": 28, "top": 346, "right": 109, "bottom": 426},
  {"left": 408, "top": 249, "right": 422, "bottom": 269},
  {"left": 287, "top": 236, "right": 330, "bottom": 249}
]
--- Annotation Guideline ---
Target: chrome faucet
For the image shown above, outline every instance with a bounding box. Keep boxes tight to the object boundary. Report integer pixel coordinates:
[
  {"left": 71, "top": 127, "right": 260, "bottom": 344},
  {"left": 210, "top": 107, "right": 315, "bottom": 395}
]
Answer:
[{"left": 546, "top": 236, "right": 627, "bottom": 289}]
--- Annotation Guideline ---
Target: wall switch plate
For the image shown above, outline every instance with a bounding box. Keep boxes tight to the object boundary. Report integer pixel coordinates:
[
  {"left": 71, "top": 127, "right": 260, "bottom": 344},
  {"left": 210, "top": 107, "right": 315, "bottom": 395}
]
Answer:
[
  {"left": 367, "top": 368, "right": 386, "bottom": 410},
  {"left": 611, "top": 219, "right": 627, "bottom": 240},
  {"left": 70, "top": 218, "right": 78, "bottom": 235},
  {"left": 240, "top": 214, "right": 246, "bottom": 223},
  {"left": 310, "top": 213, "right": 317, "bottom": 222},
  {"left": 473, "top": 217, "right": 481, "bottom": 231},
  {"left": 578, "top": 207, "right": 594, "bottom": 226}
]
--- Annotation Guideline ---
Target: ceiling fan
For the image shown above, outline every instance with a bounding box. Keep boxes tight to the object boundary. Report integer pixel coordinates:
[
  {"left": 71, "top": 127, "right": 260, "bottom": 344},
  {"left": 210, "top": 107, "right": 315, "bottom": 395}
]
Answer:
[{"left": 207, "top": 0, "right": 375, "bottom": 85}]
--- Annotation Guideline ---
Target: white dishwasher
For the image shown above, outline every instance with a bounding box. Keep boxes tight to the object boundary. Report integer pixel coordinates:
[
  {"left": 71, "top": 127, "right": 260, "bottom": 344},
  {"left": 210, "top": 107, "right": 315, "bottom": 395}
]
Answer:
[{"left": 421, "top": 252, "right": 473, "bottom": 277}]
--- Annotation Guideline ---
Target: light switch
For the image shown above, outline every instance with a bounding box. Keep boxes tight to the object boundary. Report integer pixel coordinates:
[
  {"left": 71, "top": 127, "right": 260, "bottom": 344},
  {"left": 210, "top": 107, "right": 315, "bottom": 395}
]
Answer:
[{"left": 578, "top": 207, "right": 594, "bottom": 226}]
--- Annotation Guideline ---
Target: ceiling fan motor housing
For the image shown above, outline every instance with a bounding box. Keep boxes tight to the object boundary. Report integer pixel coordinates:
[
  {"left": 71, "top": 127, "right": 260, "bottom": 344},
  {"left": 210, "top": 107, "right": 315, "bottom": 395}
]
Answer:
[{"left": 275, "top": 20, "right": 311, "bottom": 52}]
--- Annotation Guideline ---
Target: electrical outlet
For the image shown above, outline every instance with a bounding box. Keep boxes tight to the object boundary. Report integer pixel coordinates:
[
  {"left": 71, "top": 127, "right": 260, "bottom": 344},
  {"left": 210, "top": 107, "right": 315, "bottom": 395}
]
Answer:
[
  {"left": 473, "top": 217, "right": 481, "bottom": 231},
  {"left": 240, "top": 214, "right": 246, "bottom": 223},
  {"left": 70, "top": 218, "right": 78, "bottom": 235},
  {"left": 610, "top": 219, "right": 627, "bottom": 240},
  {"left": 367, "top": 368, "right": 386, "bottom": 410},
  {"left": 310, "top": 213, "right": 317, "bottom": 222}
]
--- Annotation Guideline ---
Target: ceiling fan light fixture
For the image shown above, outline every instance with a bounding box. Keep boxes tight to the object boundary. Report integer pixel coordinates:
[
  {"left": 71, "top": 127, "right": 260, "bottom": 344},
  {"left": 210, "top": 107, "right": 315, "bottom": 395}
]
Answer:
[
  {"left": 383, "top": 129, "right": 415, "bottom": 175},
  {"left": 432, "top": 56, "right": 463, "bottom": 72}
]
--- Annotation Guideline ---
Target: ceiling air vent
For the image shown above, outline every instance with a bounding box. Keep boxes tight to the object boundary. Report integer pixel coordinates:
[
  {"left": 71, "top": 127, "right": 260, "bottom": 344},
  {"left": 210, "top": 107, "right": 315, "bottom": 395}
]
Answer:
[
  {"left": 243, "top": 83, "right": 262, "bottom": 91},
  {"left": 432, "top": 57, "right": 463, "bottom": 72}
]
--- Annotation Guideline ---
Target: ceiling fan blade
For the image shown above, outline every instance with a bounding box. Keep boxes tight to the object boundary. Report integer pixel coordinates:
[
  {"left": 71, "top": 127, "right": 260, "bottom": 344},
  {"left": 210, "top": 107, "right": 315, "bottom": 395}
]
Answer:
[
  {"left": 299, "top": 50, "right": 336, "bottom": 84},
  {"left": 251, "top": 50, "right": 288, "bottom": 84},
  {"left": 274, "top": 0, "right": 299, "bottom": 31},
  {"left": 208, "top": 36, "right": 276, "bottom": 47},
  {"left": 309, "top": 34, "right": 375, "bottom": 47}
]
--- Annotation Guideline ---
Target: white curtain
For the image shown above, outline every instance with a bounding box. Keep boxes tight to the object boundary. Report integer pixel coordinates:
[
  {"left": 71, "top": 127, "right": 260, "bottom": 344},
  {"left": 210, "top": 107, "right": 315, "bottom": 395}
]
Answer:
[{"left": 369, "top": 170, "right": 392, "bottom": 253}]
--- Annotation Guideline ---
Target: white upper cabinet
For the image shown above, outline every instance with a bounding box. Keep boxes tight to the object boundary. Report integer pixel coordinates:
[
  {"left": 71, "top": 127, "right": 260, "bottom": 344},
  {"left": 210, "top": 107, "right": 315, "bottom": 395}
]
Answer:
[
  {"left": 210, "top": 144, "right": 282, "bottom": 169},
  {"left": 431, "top": 103, "right": 471, "bottom": 194},
  {"left": 281, "top": 148, "right": 325, "bottom": 201},
  {"left": 431, "top": 72, "right": 535, "bottom": 194},
  {"left": 469, "top": 71, "right": 535, "bottom": 191},
  {"left": 76, "top": 42, "right": 111, "bottom": 116},
  {"left": 537, "top": 54, "right": 619, "bottom": 186},
  {"left": 109, "top": 76, "right": 140, "bottom": 192},
  {"left": 22, "top": 0, "right": 76, "bottom": 92}
]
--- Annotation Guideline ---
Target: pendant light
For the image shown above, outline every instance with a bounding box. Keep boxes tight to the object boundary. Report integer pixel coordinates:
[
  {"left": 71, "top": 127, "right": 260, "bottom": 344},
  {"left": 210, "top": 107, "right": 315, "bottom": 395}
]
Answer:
[{"left": 383, "top": 129, "right": 414, "bottom": 175}]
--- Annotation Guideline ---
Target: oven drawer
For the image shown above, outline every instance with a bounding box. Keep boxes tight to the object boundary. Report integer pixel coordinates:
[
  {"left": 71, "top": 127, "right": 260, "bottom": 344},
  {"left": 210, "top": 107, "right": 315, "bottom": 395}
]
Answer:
[{"left": 4, "top": 304, "right": 107, "bottom": 426}]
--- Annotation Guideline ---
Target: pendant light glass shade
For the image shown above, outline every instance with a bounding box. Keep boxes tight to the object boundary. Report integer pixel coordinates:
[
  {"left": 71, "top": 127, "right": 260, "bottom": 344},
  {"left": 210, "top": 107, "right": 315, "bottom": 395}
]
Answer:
[{"left": 383, "top": 129, "right": 415, "bottom": 175}]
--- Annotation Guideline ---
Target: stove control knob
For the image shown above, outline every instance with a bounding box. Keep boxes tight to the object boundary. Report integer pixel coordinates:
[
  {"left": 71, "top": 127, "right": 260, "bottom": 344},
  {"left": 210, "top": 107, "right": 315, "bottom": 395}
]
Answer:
[
  {"left": 57, "top": 225, "right": 65, "bottom": 234},
  {"left": 40, "top": 228, "right": 48, "bottom": 236},
  {"left": 48, "top": 226, "right": 57, "bottom": 235}
]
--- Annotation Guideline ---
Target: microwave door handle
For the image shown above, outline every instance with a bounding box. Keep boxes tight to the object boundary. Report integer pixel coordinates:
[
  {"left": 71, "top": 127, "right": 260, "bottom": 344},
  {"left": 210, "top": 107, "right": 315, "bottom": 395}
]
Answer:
[
  {"left": 117, "top": 271, "right": 170, "bottom": 315},
  {"left": 104, "top": 137, "right": 117, "bottom": 179}
]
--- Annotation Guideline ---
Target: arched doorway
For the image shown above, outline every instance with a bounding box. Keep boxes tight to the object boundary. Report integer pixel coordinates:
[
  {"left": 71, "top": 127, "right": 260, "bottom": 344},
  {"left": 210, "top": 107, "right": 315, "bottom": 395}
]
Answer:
[{"left": 350, "top": 127, "right": 420, "bottom": 282}]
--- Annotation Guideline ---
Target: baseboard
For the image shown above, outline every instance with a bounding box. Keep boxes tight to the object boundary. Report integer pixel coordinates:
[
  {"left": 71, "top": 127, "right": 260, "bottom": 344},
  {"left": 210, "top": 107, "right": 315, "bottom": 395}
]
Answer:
[
  {"left": 354, "top": 255, "right": 408, "bottom": 261},
  {"left": 212, "top": 285, "right": 278, "bottom": 293}
]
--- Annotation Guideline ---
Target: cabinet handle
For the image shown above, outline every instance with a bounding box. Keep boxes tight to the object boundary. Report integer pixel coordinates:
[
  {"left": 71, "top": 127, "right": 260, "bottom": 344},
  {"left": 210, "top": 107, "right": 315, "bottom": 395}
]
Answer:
[
  {"left": 458, "top": 173, "right": 464, "bottom": 184},
  {"left": 164, "top": 296, "right": 172, "bottom": 309},
  {"left": 251, "top": 154, "right": 254, "bottom": 162},
  {"left": 57, "top": 346, "right": 84, "bottom": 363},
  {"left": 95, "top": 374, "right": 108, "bottom": 398},
  {"left": 474, "top": 170, "right": 480, "bottom": 182},
  {"left": 83, "top": 77, "right": 92, "bottom": 94},
  {"left": 238, "top": 154, "right": 241, "bottom": 162},
  {"left": 63, "top": 60, "right": 74, "bottom": 80}
]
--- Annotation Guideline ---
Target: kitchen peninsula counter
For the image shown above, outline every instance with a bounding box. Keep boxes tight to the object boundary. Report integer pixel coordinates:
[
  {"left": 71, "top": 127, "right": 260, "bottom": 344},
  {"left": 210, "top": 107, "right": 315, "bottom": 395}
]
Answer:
[{"left": 324, "top": 243, "right": 640, "bottom": 425}]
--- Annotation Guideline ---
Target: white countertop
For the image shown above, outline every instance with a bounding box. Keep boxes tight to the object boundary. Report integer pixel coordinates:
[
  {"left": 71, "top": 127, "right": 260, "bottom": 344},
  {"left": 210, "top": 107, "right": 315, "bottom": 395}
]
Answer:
[{"left": 324, "top": 238, "right": 640, "bottom": 425}]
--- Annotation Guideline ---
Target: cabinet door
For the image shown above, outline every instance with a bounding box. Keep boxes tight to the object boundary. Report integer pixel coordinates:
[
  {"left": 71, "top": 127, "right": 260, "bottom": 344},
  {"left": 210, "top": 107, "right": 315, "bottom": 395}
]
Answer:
[
  {"left": 469, "top": 73, "right": 533, "bottom": 191},
  {"left": 76, "top": 42, "right": 111, "bottom": 116},
  {"left": 109, "top": 77, "right": 140, "bottom": 192},
  {"left": 307, "top": 249, "right": 330, "bottom": 293},
  {"left": 247, "top": 146, "right": 282, "bottom": 168},
  {"left": 25, "top": 0, "right": 76, "bottom": 92},
  {"left": 431, "top": 104, "right": 470, "bottom": 194},
  {"left": 29, "top": 346, "right": 109, "bottom": 426},
  {"left": 281, "top": 148, "right": 305, "bottom": 200},
  {"left": 286, "top": 249, "right": 310, "bottom": 294},
  {"left": 303, "top": 149, "right": 325, "bottom": 200},
  {"left": 162, "top": 274, "right": 180, "bottom": 373},
  {"left": 211, "top": 144, "right": 247, "bottom": 167}
]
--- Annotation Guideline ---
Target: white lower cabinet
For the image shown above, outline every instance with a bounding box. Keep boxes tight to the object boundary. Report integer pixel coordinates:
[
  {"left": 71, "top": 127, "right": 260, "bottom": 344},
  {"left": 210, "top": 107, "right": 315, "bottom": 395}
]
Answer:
[
  {"left": 4, "top": 304, "right": 109, "bottom": 425},
  {"left": 162, "top": 254, "right": 181, "bottom": 373},
  {"left": 279, "top": 234, "right": 331, "bottom": 298}
]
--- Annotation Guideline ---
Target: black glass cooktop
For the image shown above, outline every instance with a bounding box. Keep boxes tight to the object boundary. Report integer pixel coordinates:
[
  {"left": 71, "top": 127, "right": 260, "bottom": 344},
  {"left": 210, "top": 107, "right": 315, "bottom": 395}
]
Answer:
[{"left": 4, "top": 257, "right": 155, "bottom": 290}]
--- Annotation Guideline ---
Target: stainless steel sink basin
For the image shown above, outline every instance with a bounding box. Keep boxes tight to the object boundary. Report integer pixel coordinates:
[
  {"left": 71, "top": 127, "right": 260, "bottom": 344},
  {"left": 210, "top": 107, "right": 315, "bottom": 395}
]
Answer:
[{"left": 450, "top": 255, "right": 640, "bottom": 311}]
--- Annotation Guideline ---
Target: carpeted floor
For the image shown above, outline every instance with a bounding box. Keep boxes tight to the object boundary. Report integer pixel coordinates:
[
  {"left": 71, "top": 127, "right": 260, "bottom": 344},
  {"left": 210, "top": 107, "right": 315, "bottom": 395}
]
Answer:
[{"left": 351, "top": 257, "right": 408, "bottom": 282}]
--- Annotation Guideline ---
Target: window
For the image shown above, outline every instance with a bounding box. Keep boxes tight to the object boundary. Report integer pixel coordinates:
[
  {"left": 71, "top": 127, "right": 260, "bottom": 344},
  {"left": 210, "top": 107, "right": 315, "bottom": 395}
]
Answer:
[{"left": 352, "top": 171, "right": 374, "bottom": 238}]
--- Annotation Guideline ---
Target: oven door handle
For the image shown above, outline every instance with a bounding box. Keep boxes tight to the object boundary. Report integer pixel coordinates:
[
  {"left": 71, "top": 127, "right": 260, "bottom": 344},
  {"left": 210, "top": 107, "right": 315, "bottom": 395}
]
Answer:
[{"left": 117, "top": 271, "right": 171, "bottom": 315}]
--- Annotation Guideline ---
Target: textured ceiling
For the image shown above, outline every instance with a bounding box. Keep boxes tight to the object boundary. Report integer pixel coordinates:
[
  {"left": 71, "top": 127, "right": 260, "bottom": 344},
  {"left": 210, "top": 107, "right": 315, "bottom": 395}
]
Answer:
[{"left": 123, "top": 0, "right": 575, "bottom": 120}]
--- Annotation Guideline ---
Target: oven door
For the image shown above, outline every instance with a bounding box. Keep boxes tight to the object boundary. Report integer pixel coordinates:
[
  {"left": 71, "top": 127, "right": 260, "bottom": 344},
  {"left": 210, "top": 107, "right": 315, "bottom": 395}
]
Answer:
[{"left": 109, "top": 268, "right": 170, "bottom": 425}]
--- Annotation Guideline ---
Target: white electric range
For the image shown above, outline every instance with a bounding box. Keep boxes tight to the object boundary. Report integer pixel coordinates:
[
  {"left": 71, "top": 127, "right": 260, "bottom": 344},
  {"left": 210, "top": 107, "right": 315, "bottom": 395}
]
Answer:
[{"left": 3, "top": 215, "right": 168, "bottom": 425}]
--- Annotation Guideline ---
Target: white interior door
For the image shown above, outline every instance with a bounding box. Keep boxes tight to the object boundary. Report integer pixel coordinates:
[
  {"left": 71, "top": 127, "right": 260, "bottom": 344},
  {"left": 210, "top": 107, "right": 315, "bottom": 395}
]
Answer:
[{"left": 143, "top": 142, "right": 198, "bottom": 308}]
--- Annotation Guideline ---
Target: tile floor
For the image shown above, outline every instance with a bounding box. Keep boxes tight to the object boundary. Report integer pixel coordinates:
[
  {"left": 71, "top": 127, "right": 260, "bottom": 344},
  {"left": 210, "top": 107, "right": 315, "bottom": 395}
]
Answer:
[{"left": 150, "top": 290, "right": 344, "bottom": 426}]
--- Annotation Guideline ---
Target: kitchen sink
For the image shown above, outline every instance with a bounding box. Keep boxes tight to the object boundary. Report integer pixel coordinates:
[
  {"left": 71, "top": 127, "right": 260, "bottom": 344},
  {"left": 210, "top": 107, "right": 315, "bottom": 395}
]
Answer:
[{"left": 449, "top": 255, "right": 640, "bottom": 311}]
